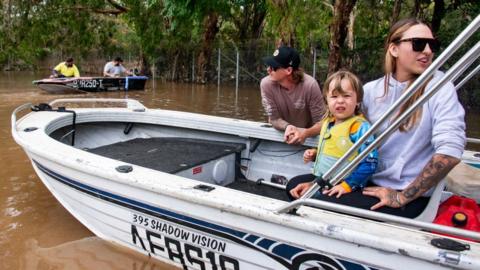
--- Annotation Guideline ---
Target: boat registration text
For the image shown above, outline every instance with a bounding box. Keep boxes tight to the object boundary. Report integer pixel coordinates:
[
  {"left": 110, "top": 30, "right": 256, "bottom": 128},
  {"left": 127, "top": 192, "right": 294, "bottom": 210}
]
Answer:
[{"left": 130, "top": 213, "right": 239, "bottom": 269}]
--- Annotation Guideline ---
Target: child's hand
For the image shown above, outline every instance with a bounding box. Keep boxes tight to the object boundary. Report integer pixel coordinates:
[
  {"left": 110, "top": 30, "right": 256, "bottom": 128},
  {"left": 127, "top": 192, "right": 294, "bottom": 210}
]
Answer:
[
  {"left": 322, "top": 183, "right": 351, "bottom": 198},
  {"left": 303, "top": 149, "right": 317, "bottom": 163},
  {"left": 290, "top": 182, "right": 314, "bottom": 199}
]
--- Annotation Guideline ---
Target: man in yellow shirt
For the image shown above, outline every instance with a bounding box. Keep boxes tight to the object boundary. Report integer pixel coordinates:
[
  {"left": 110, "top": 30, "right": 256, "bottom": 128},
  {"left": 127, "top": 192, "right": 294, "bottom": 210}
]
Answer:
[{"left": 51, "top": 57, "right": 80, "bottom": 78}]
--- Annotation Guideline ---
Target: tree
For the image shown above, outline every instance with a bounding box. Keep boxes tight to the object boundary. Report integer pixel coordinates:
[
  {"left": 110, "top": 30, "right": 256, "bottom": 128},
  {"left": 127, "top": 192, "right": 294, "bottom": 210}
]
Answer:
[
  {"left": 327, "top": 0, "right": 357, "bottom": 74},
  {"left": 229, "top": 0, "right": 268, "bottom": 72}
]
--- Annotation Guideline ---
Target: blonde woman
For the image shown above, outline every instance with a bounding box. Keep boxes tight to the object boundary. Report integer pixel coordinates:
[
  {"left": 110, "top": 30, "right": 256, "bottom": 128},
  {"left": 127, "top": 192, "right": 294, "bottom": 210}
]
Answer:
[{"left": 361, "top": 18, "right": 465, "bottom": 217}]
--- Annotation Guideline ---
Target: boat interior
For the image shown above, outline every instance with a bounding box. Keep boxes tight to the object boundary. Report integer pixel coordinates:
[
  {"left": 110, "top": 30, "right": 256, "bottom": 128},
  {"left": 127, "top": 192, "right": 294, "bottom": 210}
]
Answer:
[
  {"left": 49, "top": 118, "right": 480, "bottom": 211},
  {"left": 49, "top": 121, "right": 310, "bottom": 202}
]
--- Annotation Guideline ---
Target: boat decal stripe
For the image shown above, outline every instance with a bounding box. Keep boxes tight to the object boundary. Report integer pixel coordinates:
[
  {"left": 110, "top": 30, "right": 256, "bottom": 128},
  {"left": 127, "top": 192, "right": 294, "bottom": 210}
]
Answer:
[
  {"left": 257, "top": 238, "right": 276, "bottom": 250},
  {"left": 245, "top": 234, "right": 259, "bottom": 243},
  {"left": 272, "top": 244, "right": 305, "bottom": 260},
  {"left": 32, "top": 160, "right": 295, "bottom": 267},
  {"left": 33, "top": 160, "right": 375, "bottom": 269}
]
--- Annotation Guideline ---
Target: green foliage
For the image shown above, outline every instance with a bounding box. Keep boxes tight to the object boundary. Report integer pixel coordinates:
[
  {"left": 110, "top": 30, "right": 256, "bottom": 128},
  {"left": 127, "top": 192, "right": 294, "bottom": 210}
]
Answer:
[
  {"left": 0, "top": 0, "right": 126, "bottom": 69},
  {"left": 1, "top": 0, "right": 479, "bottom": 108}
]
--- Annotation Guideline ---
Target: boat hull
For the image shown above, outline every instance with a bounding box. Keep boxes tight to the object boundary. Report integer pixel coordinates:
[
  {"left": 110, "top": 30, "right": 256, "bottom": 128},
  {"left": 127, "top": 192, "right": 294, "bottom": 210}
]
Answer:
[
  {"left": 26, "top": 153, "right": 465, "bottom": 270},
  {"left": 12, "top": 101, "right": 480, "bottom": 270},
  {"left": 33, "top": 76, "right": 148, "bottom": 92}
]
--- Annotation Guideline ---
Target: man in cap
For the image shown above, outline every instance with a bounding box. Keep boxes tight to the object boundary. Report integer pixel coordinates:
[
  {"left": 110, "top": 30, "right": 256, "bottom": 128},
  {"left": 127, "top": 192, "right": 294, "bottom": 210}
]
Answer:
[
  {"left": 51, "top": 57, "right": 80, "bottom": 78},
  {"left": 103, "top": 57, "right": 132, "bottom": 77},
  {"left": 261, "top": 46, "right": 325, "bottom": 144}
]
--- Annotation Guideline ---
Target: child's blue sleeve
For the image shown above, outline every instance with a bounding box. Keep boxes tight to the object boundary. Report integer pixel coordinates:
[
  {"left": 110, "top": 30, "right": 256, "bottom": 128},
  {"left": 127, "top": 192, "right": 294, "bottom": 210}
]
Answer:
[{"left": 343, "top": 121, "right": 378, "bottom": 190}]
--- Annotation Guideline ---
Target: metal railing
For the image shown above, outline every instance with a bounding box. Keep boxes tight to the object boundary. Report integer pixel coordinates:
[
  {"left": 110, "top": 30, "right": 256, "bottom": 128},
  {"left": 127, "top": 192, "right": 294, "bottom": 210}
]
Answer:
[{"left": 276, "top": 198, "right": 480, "bottom": 241}]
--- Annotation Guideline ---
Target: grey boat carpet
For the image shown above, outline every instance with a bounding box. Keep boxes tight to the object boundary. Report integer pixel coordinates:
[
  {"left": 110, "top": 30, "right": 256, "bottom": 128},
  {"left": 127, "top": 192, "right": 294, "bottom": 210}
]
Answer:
[
  {"left": 88, "top": 137, "right": 288, "bottom": 201},
  {"left": 88, "top": 137, "right": 245, "bottom": 173}
]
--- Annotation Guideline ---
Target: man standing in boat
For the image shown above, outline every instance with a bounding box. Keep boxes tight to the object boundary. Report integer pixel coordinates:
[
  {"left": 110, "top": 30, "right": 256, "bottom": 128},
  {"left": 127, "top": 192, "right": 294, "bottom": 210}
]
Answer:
[
  {"left": 103, "top": 57, "right": 133, "bottom": 77},
  {"left": 50, "top": 57, "right": 80, "bottom": 78},
  {"left": 261, "top": 46, "right": 326, "bottom": 144}
]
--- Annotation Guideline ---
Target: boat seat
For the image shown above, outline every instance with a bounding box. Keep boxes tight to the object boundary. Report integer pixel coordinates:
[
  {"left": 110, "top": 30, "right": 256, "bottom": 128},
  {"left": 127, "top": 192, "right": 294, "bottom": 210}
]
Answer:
[
  {"left": 445, "top": 161, "right": 480, "bottom": 203},
  {"left": 413, "top": 178, "right": 446, "bottom": 222},
  {"left": 88, "top": 137, "right": 245, "bottom": 174}
]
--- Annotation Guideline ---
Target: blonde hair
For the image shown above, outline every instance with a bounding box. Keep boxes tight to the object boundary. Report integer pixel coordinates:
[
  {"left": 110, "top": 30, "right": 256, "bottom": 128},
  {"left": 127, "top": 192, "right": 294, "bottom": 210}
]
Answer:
[
  {"left": 292, "top": 68, "right": 304, "bottom": 84},
  {"left": 384, "top": 18, "right": 433, "bottom": 132},
  {"left": 322, "top": 70, "right": 364, "bottom": 120}
]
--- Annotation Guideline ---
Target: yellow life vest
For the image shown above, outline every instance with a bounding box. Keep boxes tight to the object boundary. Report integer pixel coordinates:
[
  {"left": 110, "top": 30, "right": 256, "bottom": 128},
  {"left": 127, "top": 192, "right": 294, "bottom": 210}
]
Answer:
[{"left": 313, "top": 115, "right": 366, "bottom": 176}]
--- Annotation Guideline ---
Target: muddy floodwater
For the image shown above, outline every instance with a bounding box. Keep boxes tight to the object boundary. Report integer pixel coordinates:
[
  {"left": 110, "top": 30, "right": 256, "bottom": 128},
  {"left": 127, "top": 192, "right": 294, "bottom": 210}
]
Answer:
[
  {"left": 1, "top": 72, "right": 265, "bottom": 270},
  {"left": 1, "top": 72, "right": 479, "bottom": 269}
]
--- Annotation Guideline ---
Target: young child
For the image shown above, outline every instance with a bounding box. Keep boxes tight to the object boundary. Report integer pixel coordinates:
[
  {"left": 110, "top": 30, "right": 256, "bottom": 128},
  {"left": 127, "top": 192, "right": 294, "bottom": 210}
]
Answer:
[{"left": 289, "top": 70, "right": 378, "bottom": 199}]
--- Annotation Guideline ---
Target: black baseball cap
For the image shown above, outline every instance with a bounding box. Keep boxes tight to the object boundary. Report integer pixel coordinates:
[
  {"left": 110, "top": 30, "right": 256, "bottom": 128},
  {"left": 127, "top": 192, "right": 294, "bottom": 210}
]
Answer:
[
  {"left": 263, "top": 46, "right": 300, "bottom": 69},
  {"left": 114, "top": 57, "right": 123, "bottom": 62}
]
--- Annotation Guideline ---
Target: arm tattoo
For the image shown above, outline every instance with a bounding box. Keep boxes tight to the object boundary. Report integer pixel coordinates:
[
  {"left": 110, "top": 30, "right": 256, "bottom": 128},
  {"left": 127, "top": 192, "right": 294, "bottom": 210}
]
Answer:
[
  {"left": 386, "top": 190, "right": 402, "bottom": 207},
  {"left": 402, "top": 154, "right": 460, "bottom": 203}
]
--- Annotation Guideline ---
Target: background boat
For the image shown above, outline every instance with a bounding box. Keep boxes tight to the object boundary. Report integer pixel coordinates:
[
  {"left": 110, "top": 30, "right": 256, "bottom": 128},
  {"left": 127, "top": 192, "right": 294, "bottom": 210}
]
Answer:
[{"left": 33, "top": 76, "right": 148, "bottom": 93}]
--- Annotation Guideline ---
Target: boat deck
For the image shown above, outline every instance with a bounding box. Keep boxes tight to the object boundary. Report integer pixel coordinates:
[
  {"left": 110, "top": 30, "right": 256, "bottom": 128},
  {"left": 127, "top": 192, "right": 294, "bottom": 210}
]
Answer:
[
  {"left": 87, "top": 137, "right": 289, "bottom": 201},
  {"left": 88, "top": 137, "right": 245, "bottom": 173}
]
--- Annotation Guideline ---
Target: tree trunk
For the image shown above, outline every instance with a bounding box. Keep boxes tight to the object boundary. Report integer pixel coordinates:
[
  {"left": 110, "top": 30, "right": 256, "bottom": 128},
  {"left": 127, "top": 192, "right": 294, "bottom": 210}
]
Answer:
[
  {"left": 196, "top": 12, "right": 219, "bottom": 84},
  {"left": 391, "top": 0, "right": 403, "bottom": 26},
  {"left": 327, "top": 0, "right": 357, "bottom": 75},
  {"left": 347, "top": 6, "right": 356, "bottom": 50},
  {"left": 345, "top": 6, "right": 356, "bottom": 68},
  {"left": 431, "top": 0, "right": 445, "bottom": 33},
  {"left": 171, "top": 50, "right": 179, "bottom": 81},
  {"left": 140, "top": 53, "right": 150, "bottom": 76},
  {"left": 242, "top": 1, "right": 267, "bottom": 72}
]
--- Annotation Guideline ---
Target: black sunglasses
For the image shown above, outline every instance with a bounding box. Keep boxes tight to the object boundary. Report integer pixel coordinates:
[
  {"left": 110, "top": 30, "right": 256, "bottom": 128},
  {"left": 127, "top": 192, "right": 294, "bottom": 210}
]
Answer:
[{"left": 395, "top": 38, "right": 440, "bottom": 53}]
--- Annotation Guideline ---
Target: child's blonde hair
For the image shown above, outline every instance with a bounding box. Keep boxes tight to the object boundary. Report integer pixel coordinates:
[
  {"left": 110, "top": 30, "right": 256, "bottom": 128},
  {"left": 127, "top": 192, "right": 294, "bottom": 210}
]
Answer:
[{"left": 322, "top": 70, "right": 364, "bottom": 119}]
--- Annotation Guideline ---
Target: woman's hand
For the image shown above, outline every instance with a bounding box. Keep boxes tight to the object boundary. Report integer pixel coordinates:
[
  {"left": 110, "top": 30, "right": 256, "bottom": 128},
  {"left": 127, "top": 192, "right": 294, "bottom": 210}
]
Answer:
[
  {"left": 362, "top": 186, "right": 404, "bottom": 210},
  {"left": 322, "top": 184, "right": 350, "bottom": 198},
  {"left": 303, "top": 149, "right": 317, "bottom": 163},
  {"left": 290, "top": 182, "right": 314, "bottom": 199}
]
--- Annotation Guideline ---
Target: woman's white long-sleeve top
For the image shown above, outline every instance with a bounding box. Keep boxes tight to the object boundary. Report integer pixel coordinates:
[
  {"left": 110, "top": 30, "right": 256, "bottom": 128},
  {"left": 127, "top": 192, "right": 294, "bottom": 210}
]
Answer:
[{"left": 363, "top": 71, "right": 466, "bottom": 191}]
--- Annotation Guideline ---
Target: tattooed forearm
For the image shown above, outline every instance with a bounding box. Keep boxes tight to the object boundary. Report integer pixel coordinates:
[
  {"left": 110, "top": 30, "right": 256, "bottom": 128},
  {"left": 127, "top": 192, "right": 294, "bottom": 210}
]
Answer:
[{"left": 401, "top": 154, "right": 460, "bottom": 204}]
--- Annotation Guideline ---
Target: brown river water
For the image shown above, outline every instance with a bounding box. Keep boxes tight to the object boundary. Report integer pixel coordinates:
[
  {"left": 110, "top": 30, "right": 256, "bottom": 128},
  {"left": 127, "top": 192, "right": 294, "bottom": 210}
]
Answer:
[{"left": 1, "top": 72, "right": 479, "bottom": 270}]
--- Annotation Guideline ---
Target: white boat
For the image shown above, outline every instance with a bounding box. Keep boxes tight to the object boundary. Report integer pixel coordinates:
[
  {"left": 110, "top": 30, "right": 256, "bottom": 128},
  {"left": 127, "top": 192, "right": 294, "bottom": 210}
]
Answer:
[{"left": 11, "top": 98, "right": 480, "bottom": 270}]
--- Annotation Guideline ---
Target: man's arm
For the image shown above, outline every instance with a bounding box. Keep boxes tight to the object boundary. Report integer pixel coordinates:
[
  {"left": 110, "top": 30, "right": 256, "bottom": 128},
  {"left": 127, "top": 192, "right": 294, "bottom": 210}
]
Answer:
[
  {"left": 103, "top": 63, "right": 112, "bottom": 77},
  {"left": 363, "top": 154, "right": 460, "bottom": 210},
  {"left": 285, "top": 75, "right": 325, "bottom": 144},
  {"left": 300, "top": 121, "right": 322, "bottom": 139},
  {"left": 269, "top": 118, "right": 290, "bottom": 131},
  {"left": 121, "top": 65, "right": 133, "bottom": 76},
  {"left": 51, "top": 63, "right": 62, "bottom": 77}
]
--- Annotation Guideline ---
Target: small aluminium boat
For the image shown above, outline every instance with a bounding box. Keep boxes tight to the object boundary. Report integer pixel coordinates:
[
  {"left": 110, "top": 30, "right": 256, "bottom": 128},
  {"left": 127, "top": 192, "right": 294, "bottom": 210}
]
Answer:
[
  {"left": 11, "top": 98, "right": 480, "bottom": 270},
  {"left": 32, "top": 76, "right": 148, "bottom": 93},
  {"left": 14, "top": 14, "right": 480, "bottom": 270}
]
